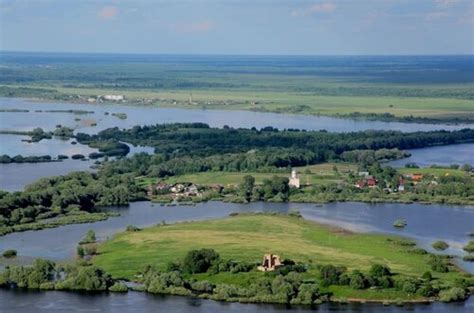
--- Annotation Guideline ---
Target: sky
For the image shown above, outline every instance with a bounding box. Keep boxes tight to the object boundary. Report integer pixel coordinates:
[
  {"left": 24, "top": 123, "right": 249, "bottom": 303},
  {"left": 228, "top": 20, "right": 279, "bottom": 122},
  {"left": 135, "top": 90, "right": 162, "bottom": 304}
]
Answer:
[{"left": 0, "top": 0, "right": 473, "bottom": 55}]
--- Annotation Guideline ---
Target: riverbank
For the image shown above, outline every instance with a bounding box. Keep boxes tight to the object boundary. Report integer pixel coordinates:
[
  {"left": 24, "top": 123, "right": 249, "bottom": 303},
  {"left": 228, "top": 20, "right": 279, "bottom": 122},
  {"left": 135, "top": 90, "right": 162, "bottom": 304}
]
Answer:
[{"left": 3, "top": 90, "right": 474, "bottom": 125}]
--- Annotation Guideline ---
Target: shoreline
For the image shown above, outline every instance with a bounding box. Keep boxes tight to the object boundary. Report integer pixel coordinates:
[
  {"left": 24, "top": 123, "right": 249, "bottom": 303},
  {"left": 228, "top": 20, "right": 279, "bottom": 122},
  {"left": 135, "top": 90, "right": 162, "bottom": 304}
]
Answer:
[{"left": 2, "top": 94, "right": 474, "bottom": 126}]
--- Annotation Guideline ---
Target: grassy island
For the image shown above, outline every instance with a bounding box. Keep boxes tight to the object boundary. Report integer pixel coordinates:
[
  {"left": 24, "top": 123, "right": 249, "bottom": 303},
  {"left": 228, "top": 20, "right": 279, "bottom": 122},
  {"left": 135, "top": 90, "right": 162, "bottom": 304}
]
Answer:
[{"left": 93, "top": 213, "right": 473, "bottom": 304}]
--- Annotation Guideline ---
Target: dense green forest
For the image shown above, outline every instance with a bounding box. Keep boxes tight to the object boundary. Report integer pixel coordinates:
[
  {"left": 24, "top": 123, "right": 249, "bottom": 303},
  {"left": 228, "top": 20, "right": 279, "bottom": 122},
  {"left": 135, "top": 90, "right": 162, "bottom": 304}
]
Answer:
[{"left": 79, "top": 123, "right": 474, "bottom": 160}]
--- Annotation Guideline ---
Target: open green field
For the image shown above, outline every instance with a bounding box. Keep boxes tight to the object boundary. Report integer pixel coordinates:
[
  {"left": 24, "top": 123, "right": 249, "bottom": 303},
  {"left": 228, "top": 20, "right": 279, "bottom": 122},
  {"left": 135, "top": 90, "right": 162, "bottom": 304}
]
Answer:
[
  {"left": 398, "top": 167, "right": 472, "bottom": 178},
  {"left": 2, "top": 54, "right": 474, "bottom": 123},
  {"left": 137, "top": 163, "right": 356, "bottom": 187},
  {"left": 4, "top": 84, "right": 474, "bottom": 121},
  {"left": 94, "top": 214, "right": 464, "bottom": 295}
]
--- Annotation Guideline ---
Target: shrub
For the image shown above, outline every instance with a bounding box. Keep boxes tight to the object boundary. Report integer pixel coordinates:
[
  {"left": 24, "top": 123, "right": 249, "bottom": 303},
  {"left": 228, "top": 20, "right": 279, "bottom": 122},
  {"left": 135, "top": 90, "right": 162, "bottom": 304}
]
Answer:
[
  {"left": 427, "top": 255, "right": 449, "bottom": 273},
  {"left": 395, "top": 277, "right": 419, "bottom": 294},
  {"left": 271, "top": 275, "right": 296, "bottom": 303},
  {"left": 439, "top": 287, "right": 467, "bottom": 302},
  {"left": 109, "top": 282, "right": 128, "bottom": 292},
  {"left": 463, "top": 241, "right": 474, "bottom": 253},
  {"left": 369, "top": 264, "right": 391, "bottom": 277},
  {"left": 421, "top": 271, "right": 433, "bottom": 281},
  {"left": 462, "top": 255, "right": 474, "bottom": 262},
  {"left": 432, "top": 241, "right": 449, "bottom": 251},
  {"left": 393, "top": 219, "right": 407, "bottom": 228},
  {"left": 417, "top": 283, "right": 436, "bottom": 297},
  {"left": 79, "top": 230, "right": 96, "bottom": 244},
  {"left": 320, "top": 265, "right": 346, "bottom": 286},
  {"left": 2, "top": 249, "right": 17, "bottom": 258},
  {"left": 349, "top": 270, "right": 367, "bottom": 289},
  {"left": 126, "top": 225, "right": 141, "bottom": 232},
  {"left": 190, "top": 280, "right": 215, "bottom": 293},
  {"left": 182, "top": 249, "right": 219, "bottom": 274},
  {"left": 213, "top": 284, "right": 247, "bottom": 299},
  {"left": 294, "top": 283, "right": 320, "bottom": 305}
]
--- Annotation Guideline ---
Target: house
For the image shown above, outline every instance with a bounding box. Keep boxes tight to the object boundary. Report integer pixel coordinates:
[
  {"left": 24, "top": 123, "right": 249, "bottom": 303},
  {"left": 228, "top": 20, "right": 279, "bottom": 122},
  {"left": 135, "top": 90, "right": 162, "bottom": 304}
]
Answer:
[
  {"left": 288, "top": 169, "right": 300, "bottom": 188},
  {"left": 398, "top": 177, "right": 405, "bottom": 192},
  {"left": 355, "top": 176, "right": 378, "bottom": 189},
  {"left": 257, "top": 254, "right": 282, "bottom": 272},
  {"left": 366, "top": 177, "right": 377, "bottom": 188},
  {"left": 102, "top": 95, "right": 125, "bottom": 101},
  {"left": 147, "top": 182, "right": 171, "bottom": 196},
  {"left": 358, "top": 171, "right": 370, "bottom": 177},
  {"left": 209, "top": 184, "right": 224, "bottom": 193},
  {"left": 355, "top": 180, "right": 366, "bottom": 189},
  {"left": 412, "top": 173, "right": 423, "bottom": 182}
]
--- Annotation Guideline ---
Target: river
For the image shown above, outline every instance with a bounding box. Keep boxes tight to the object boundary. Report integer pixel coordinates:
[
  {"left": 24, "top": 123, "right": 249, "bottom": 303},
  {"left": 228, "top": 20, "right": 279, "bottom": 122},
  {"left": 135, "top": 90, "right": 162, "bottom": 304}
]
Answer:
[
  {"left": 1, "top": 98, "right": 473, "bottom": 134},
  {"left": 1, "top": 290, "right": 472, "bottom": 313},
  {"left": 0, "top": 201, "right": 473, "bottom": 312},
  {"left": 1, "top": 201, "right": 472, "bottom": 272}
]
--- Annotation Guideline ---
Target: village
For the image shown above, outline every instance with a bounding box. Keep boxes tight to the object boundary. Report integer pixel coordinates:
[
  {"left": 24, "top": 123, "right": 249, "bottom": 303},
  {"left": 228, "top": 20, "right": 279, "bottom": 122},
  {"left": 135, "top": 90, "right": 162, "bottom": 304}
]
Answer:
[{"left": 144, "top": 163, "right": 464, "bottom": 204}]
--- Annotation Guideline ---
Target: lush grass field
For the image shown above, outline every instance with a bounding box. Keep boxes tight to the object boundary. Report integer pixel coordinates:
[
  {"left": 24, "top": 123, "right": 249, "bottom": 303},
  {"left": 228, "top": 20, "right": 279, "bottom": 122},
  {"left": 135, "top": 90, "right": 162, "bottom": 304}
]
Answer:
[
  {"left": 398, "top": 167, "right": 472, "bottom": 178},
  {"left": 136, "top": 163, "right": 355, "bottom": 187},
  {"left": 93, "top": 214, "right": 464, "bottom": 296},
  {"left": 1, "top": 53, "right": 473, "bottom": 122},
  {"left": 5, "top": 84, "right": 474, "bottom": 121}
]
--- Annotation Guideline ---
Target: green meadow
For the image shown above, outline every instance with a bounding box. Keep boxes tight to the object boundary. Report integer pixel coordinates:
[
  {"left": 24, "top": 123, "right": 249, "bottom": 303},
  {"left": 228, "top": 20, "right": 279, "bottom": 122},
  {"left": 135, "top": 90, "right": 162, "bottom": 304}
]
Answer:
[{"left": 93, "top": 214, "right": 467, "bottom": 300}]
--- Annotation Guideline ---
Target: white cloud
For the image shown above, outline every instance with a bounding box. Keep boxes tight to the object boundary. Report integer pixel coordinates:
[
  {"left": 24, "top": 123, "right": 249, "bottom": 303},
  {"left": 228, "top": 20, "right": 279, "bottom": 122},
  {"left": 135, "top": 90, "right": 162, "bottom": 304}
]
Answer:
[
  {"left": 434, "top": 0, "right": 458, "bottom": 8},
  {"left": 291, "top": 2, "right": 337, "bottom": 17},
  {"left": 425, "top": 11, "right": 449, "bottom": 20}
]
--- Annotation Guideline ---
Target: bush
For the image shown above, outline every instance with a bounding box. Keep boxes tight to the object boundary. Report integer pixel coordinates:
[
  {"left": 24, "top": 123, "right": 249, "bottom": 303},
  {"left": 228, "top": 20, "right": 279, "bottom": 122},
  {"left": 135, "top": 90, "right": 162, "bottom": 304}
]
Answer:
[
  {"left": 421, "top": 271, "right": 433, "bottom": 281},
  {"left": 182, "top": 249, "right": 219, "bottom": 274},
  {"left": 394, "top": 277, "right": 419, "bottom": 294},
  {"left": 393, "top": 219, "right": 407, "bottom": 228},
  {"left": 439, "top": 287, "right": 467, "bottom": 302},
  {"left": 427, "top": 255, "right": 449, "bottom": 273},
  {"left": 190, "top": 280, "right": 215, "bottom": 293},
  {"left": 369, "top": 264, "right": 391, "bottom": 277},
  {"left": 213, "top": 284, "right": 247, "bottom": 299},
  {"left": 417, "top": 283, "right": 436, "bottom": 297},
  {"left": 349, "top": 270, "right": 367, "bottom": 289},
  {"left": 432, "top": 241, "right": 449, "bottom": 251},
  {"left": 462, "top": 255, "right": 474, "bottom": 262},
  {"left": 2, "top": 249, "right": 17, "bottom": 258},
  {"left": 463, "top": 241, "right": 474, "bottom": 253},
  {"left": 126, "top": 225, "right": 141, "bottom": 232},
  {"left": 294, "top": 283, "right": 320, "bottom": 305},
  {"left": 320, "top": 265, "right": 346, "bottom": 286},
  {"left": 109, "top": 282, "right": 128, "bottom": 292},
  {"left": 271, "top": 275, "right": 296, "bottom": 303},
  {"left": 79, "top": 230, "right": 96, "bottom": 244}
]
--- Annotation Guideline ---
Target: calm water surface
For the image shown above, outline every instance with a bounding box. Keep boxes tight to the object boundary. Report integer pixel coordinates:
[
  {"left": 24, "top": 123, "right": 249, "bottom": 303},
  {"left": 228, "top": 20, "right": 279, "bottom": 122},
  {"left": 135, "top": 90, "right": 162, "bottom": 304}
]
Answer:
[
  {"left": 2, "top": 97, "right": 473, "bottom": 133},
  {"left": 389, "top": 143, "right": 474, "bottom": 167},
  {"left": 0, "top": 201, "right": 472, "bottom": 272},
  {"left": 1, "top": 290, "right": 472, "bottom": 313}
]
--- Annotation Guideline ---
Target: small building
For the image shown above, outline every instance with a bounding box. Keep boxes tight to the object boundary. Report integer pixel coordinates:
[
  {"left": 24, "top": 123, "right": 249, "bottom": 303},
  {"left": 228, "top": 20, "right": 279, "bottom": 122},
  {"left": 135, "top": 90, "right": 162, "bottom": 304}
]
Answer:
[
  {"left": 355, "top": 180, "right": 366, "bottom": 189},
  {"left": 358, "top": 171, "right": 370, "bottom": 177},
  {"left": 288, "top": 169, "right": 300, "bottom": 188},
  {"left": 398, "top": 177, "right": 405, "bottom": 192},
  {"left": 355, "top": 177, "right": 377, "bottom": 189},
  {"left": 412, "top": 173, "right": 423, "bottom": 182},
  {"left": 366, "top": 177, "right": 377, "bottom": 188},
  {"left": 257, "top": 254, "right": 282, "bottom": 272},
  {"left": 102, "top": 95, "right": 125, "bottom": 101}
]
